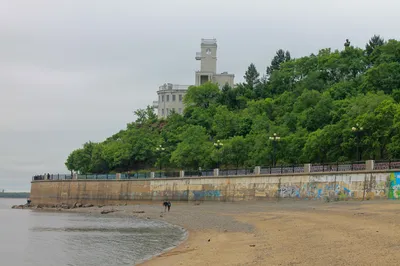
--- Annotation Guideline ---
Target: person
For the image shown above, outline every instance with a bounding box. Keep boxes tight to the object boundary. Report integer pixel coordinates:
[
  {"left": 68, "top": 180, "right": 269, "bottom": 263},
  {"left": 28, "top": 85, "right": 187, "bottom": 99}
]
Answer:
[
  {"left": 167, "top": 201, "right": 171, "bottom": 212},
  {"left": 163, "top": 201, "right": 168, "bottom": 212}
]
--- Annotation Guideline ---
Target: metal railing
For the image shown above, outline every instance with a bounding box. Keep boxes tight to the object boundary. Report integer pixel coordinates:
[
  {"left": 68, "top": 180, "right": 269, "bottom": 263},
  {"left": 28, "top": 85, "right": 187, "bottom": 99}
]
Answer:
[
  {"left": 220, "top": 168, "right": 254, "bottom": 176},
  {"left": 310, "top": 162, "right": 366, "bottom": 172},
  {"left": 32, "top": 160, "right": 400, "bottom": 181},
  {"left": 78, "top": 174, "right": 116, "bottom": 180},
  {"left": 121, "top": 172, "right": 151, "bottom": 179},
  {"left": 260, "top": 165, "right": 305, "bottom": 175},
  {"left": 185, "top": 169, "right": 214, "bottom": 177},
  {"left": 374, "top": 160, "right": 400, "bottom": 170},
  {"left": 32, "top": 174, "right": 72, "bottom": 181}
]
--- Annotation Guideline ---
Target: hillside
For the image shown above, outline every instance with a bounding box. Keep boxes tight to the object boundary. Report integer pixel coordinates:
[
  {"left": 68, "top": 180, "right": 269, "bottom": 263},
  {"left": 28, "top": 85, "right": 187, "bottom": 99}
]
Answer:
[{"left": 65, "top": 36, "right": 400, "bottom": 174}]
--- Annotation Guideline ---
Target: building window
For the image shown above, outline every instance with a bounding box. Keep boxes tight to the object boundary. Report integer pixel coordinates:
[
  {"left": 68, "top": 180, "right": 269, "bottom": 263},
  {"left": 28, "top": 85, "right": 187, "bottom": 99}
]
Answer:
[
  {"left": 179, "top": 95, "right": 182, "bottom": 102},
  {"left": 172, "top": 95, "right": 176, "bottom": 101},
  {"left": 162, "top": 95, "right": 164, "bottom": 102},
  {"left": 162, "top": 109, "right": 164, "bottom": 115},
  {"left": 178, "top": 108, "right": 182, "bottom": 114},
  {"left": 166, "top": 95, "right": 169, "bottom": 102},
  {"left": 166, "top": 108, "right": 169, "bottom": 115}
]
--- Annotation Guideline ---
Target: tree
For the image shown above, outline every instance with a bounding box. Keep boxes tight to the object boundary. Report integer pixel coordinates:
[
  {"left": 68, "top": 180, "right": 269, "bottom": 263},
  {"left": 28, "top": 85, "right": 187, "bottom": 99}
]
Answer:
[
  {"left": 170, "top": 125, "right": 213, "bottom": 169},
  {"left": 66, "top": 35, "right": 400, "bottom": 172},
  {"left": 366, "top": 35, "right": 385, "bottom": 56},
  {"left": 266, "top": 49, "right": 291, "bottom": 77},
  {"left": 184, "top": 82, "right": 221, "bottom": 109},
  {"left": 244, "top": 63, "right": 260, "bottom": 89},
  {"left": 222, "top": 136, "right": 250, "bottom": 168}
]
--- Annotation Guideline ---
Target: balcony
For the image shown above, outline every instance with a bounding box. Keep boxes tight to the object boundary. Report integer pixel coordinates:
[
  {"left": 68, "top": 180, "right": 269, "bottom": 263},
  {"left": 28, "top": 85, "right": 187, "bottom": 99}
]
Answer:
[
  {"left": 158, "top": 83, "right": 190, "bottom": 91},
  {"left": 195, "top": 52, "right": 202, "bottom": 60},
  {"left": 201, "top": 38, "right": 217, "bottom": 45}
]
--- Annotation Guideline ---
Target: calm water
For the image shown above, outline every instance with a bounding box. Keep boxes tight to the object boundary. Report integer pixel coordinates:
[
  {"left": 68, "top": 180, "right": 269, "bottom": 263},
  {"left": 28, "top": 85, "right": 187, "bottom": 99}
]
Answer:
[{"left": 0, "top": 199, "right": 185, "bottom": 266}]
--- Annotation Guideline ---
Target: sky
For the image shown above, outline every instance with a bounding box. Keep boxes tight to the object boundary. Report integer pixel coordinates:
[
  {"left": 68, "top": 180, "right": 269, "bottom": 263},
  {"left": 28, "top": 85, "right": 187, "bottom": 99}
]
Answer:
[{"left": 0, "top": 0, "right": 399, "bottom": 191}]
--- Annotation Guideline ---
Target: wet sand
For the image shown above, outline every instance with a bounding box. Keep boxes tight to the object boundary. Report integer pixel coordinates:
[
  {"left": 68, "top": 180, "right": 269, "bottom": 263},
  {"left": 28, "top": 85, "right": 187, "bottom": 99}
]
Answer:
[{"left": 45, "top": 200, "right": 400, "bottom": 265}]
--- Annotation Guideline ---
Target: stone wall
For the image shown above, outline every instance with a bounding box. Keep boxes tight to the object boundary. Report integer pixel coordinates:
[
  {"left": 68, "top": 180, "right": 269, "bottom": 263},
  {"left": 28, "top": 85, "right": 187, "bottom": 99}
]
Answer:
[{"left": 30, "top": 171, "right": 392, "bottom": 206}]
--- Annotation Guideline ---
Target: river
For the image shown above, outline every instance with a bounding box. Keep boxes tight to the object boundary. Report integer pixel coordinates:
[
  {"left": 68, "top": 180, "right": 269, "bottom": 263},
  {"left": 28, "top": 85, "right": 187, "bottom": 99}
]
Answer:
[{"left": 0, "top": 198, "right": 185, "bottom": 266}]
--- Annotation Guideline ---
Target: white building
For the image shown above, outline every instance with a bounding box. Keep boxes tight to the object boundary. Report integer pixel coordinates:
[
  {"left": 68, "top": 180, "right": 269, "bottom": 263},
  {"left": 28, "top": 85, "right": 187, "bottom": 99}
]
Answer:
[
  {"left": 153, "top": 83, "right": 189, "bottom": 117},
  {"left": 154, "top": 38, "right": 235, "bottom": 119}
]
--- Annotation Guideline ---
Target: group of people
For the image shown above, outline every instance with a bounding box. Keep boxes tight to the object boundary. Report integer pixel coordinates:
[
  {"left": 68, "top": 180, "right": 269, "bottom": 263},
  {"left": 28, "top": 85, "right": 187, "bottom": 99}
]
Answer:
[
  {"left": 32, "top": 173, "right": 50, "bottom": 180},
  {"left": 163, "top": 201, "right": 172, "bottom": 212},
  {"left": 32, "top": 173, "right": 52, "bottom": 180}
]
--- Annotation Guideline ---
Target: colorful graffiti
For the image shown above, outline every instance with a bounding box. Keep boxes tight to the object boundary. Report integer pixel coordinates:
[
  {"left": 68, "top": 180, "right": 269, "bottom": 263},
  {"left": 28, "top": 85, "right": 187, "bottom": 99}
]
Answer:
[
  {"left": 278, "top": 183, "right": 354, "bottom": 199},
  {"left": 191, "top": 190, "right": 221, "bottom": 200},
  {"left": 389, "top": 172, "right": 400, "bottom": 199}
]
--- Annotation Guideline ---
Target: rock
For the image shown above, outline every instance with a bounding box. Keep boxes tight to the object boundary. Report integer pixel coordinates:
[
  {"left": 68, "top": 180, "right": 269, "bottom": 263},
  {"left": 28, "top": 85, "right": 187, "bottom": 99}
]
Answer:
[
  {"left": 250, "top": 245, "right": 256, "bottom": 247},
  {"left": 83, "top": 204, "right": 94, "bottom": 208},
  {"left": 101, "top": 209, "right": 116, "bottom": 214},
  {"left": 97, "top": 205, "right": 103, "bottom": 208},
  {"left": 60, "top": 204, "right": 70, "bottom": 209},
  {"left": 160, "top": 214, "right": 163, "bottom": 217},
  {"left": 132, "top": 211, "right": 145, "bottom": 213}
]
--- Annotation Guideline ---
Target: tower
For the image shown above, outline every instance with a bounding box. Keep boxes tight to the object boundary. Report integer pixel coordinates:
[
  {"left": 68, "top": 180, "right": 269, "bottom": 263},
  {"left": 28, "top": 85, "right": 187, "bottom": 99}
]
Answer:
[
  {"left": 195, "top": 38, "right": 234, "bottom": 87},
  {"left": 195, "top": 38, "right": 217, "bottom": 85}
]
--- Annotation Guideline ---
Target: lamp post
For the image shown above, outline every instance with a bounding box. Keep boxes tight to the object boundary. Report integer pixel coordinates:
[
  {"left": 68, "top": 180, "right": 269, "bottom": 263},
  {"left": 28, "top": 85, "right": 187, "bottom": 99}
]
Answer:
[
  {"left": 351, "top": 124, "right": 363, "bottom": 161},
  {"left": 269, "top": 133, "right": 280, "bottom": 167},
  {"left": 213, "top": 140, "right": 223, "bottom": 168},
  {"left": 155, "top": 145, "right": 165, "bottom": 177}
]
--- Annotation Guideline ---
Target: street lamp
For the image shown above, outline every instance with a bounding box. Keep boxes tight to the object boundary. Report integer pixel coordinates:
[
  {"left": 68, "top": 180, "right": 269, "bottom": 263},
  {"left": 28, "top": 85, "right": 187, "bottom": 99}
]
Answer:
[
  {"left": 213, "top": 140, "right": 223, "bottom": 168},
  {"left": 155, "top": 145, "right": 165, "bottom": 176},
  {"left": 351, "top": 124, "right": 363, "bottom": 161},
  {"left": 269, "top": 133, "right": 281, "bottom": 167}
]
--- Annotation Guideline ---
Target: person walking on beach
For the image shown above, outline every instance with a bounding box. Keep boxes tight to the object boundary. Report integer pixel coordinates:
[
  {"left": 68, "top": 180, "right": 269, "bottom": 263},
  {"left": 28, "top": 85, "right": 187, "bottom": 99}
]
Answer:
[
  {"left": 167, "top": 201, "right": 171, "bottom": 212},
  {"left": 163, "top": 201, "right": 168, "bottom": 212}
]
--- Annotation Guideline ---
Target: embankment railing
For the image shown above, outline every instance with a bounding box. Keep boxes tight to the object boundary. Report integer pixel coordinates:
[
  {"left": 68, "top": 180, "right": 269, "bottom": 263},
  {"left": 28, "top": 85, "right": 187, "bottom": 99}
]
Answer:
[{"left": 32, "top": 160, "right": 400, "bottom": 181}]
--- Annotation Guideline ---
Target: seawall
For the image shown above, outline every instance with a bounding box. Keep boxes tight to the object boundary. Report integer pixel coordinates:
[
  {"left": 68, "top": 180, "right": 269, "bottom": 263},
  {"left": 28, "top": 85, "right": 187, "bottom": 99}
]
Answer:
[{"left": 30, "top": 170, "right": 400, "bottom": 206}]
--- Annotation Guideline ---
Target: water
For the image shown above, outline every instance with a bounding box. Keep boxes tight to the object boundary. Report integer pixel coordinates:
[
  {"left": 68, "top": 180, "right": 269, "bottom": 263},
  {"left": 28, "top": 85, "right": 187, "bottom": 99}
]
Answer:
[{"left": 0, "top": 199, "right": 185, "bottom": 266}]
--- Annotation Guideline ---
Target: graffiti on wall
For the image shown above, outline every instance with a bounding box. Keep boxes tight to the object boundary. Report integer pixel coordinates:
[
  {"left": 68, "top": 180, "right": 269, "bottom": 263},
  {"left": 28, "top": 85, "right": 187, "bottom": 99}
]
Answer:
[
  {"left": 389, "top": 172, "right": 400, "bottom": 199},
  {"left": 191, "top": 190, "right": 221, "bottom": 200},
  {"left": 278, "top": 183, "right": 354, "bottom": 199}
]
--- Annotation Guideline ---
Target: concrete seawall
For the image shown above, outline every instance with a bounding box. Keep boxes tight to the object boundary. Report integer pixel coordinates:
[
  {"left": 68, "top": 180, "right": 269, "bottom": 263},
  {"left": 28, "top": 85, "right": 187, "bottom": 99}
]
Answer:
[{"left": 30, "top": 170, "right": 400, "bottom": 206}]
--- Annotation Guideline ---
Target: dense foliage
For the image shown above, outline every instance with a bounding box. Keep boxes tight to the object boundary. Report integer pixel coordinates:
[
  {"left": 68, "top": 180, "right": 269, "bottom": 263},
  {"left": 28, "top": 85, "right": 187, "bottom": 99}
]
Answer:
[{"left": 66, "top": 36, "right": 400, "bottom": 174}]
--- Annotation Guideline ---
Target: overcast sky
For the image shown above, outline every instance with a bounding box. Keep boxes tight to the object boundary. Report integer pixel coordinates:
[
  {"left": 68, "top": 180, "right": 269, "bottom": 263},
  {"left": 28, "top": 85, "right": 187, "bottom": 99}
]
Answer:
[{"left": 0, "top": 0, "right": 399, "bottom": 191}]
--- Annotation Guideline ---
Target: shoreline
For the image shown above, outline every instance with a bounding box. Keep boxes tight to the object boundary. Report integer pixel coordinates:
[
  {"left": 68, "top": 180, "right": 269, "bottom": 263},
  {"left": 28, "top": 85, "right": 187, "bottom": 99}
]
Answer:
[{"left": 19, "top": 200, "right": 400, "bottom": 265}]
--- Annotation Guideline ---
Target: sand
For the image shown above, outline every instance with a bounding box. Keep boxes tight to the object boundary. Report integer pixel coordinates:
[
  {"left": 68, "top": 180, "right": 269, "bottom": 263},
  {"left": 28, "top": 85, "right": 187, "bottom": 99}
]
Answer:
[{"left": 42, "top": 200, "right": 400, "bottom": 265}]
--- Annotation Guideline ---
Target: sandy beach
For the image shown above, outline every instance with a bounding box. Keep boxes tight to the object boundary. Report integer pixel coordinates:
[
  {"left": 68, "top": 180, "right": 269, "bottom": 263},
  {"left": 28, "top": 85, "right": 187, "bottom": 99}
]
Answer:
[{"left": 38, "top": 200, "right": 400, "bottom": 265}]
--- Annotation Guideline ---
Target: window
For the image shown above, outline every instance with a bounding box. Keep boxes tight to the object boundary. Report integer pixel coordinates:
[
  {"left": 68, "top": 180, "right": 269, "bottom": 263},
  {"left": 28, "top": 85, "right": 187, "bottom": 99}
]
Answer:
[
  {"left": 178, "top": 108, "right": 182, "bottom": 114},
  {"left": 172, "top": 95, "right": 176, "bottom": 101},
  {"left": 162, "top": 109, "right": 164, "bottom": 115},
  {"left": 162, "top": 95, "right": 164, "bottom": 102},
  {"left": 166, "top": 108, "right": 169, "bottom": 115},
  {"left": 179, "top": 95, "right": 182, "bottom": 102},
  {"left": 166, "top": 95, "right": 169, "bottom": 102}
]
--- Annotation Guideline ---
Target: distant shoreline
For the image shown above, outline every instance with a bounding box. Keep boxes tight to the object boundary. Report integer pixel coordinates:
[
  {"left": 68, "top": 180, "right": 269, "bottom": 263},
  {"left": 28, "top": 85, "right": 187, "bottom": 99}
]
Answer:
[{"left": 0, "top": 192, "right": 30, "bottom": 199}]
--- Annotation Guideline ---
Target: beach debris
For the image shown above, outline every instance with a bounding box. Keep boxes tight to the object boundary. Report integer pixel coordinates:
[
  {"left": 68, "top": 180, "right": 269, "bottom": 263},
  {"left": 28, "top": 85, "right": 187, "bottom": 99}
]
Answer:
[
  {"left": 250, "top": 245, "right": 256, "bottom": 247},
  {"left": 160, "top": 214, "right": 163, "bottom": 217},
  {"left": 101, "top": 209, "right": 116, "bottom": 214},
  {"left": 11, "top": 205, "right": 27, "bottom": 209},
  {"left": 83, "top": 204, "right": 94, "bottom": 208},
  {"left": 72, "top": 202, "right": 83, "bottom": 208},
  {"left": 98, "top": 205, "right": 103, "bottom": 208},
  {"left": 208, "top": 239, "right": 211, "bottom": 242},
  {"left": 132, "top": 211, "right": 145, "bottom": 213}
]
